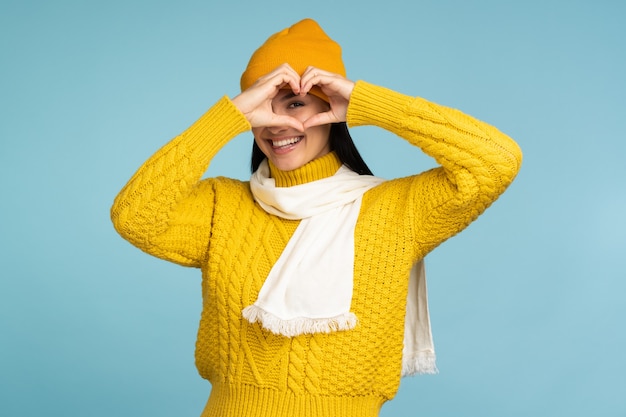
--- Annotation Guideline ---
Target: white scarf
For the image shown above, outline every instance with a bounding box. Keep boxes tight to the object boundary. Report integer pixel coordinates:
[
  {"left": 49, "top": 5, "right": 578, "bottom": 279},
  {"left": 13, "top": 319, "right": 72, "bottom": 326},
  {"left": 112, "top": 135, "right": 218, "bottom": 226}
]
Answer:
[{"left": 244, "top": 159, "right": 437, "bottom": 375}]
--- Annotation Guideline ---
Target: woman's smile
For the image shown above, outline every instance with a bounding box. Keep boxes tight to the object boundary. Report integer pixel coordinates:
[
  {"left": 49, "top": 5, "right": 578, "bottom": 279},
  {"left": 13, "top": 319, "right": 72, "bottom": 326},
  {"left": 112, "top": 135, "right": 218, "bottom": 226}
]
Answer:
[
  {"left": 269, "top": 135, "right": 304, "bottom": 150},
  {"left": 252, "top": 90, "right": 331, "bottom": 171}
]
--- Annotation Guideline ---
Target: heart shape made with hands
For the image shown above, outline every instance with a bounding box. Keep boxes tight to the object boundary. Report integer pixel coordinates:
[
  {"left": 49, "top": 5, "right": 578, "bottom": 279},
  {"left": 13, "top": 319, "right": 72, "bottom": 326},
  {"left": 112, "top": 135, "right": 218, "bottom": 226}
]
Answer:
[
  {"left": 232, "top": 64, "right": 354, "bottom": 131},
  {"left": 270, "top": 87, "right": 334, "bottom": 132}
]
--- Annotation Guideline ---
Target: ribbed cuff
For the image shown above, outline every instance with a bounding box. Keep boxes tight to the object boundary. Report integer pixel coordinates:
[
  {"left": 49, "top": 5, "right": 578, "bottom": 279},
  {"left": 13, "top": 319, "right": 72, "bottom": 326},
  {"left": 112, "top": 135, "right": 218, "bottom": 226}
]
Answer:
[
  {"left": 346, "top": 81, "right": 413, "bottom": 131},
  {"left": 182, "top": 96, "right": 251, "bottom": 161}
]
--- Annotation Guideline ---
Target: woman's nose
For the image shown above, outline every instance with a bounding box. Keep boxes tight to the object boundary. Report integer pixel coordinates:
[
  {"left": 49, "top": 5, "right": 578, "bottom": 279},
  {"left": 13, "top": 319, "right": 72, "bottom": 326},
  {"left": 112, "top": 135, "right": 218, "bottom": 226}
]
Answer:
[{"left": 267, "top": 125, "right": 289, "bottom": 135}]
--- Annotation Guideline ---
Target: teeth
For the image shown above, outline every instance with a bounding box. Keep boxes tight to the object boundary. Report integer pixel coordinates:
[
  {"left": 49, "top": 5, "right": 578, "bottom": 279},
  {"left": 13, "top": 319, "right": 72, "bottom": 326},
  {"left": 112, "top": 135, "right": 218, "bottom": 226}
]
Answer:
[{"left": 272, "top": 137, "right": 302, "bottom": 147}]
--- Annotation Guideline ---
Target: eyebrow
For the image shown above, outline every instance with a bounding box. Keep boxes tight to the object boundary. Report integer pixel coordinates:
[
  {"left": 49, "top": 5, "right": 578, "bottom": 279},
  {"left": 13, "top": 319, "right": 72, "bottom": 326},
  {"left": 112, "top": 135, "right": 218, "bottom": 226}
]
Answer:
[{"left": 279, "top": 91, "right": 303, "bottom": 101}]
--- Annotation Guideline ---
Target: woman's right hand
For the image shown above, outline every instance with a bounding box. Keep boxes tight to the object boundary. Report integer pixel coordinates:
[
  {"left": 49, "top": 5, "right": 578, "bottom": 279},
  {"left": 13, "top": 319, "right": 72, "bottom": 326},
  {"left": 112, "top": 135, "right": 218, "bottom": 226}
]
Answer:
[{"left": 231, "top": 64, "right": 305, "bottom": 131}]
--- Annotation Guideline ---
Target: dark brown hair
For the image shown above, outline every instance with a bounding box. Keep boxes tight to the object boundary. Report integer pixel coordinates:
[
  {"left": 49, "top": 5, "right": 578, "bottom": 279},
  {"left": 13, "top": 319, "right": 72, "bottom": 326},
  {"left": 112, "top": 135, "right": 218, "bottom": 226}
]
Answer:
[{"left": 250, "top": 122, "right": 373, "bottom": 175}]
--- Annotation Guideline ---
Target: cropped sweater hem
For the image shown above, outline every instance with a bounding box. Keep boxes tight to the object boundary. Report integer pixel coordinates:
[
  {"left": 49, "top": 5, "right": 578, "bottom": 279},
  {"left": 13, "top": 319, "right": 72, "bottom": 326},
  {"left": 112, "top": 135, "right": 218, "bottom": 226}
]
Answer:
[{"left": 201, "top": 383, "right": 385, "bottom": 417}]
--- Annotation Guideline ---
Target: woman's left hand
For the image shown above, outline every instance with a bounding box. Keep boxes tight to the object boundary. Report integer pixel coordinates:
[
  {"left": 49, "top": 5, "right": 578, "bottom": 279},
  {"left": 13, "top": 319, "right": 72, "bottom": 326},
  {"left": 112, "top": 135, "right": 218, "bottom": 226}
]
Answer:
[{"left": 299, "top": 66, "right": 355, "bottom": 129}]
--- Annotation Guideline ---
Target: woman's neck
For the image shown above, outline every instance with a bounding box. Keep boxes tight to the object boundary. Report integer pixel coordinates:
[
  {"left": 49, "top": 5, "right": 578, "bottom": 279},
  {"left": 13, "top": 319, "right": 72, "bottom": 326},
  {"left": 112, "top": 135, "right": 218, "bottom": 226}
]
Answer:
[{"left": 269, "top": 152, "right": 343, "bottom": 187}]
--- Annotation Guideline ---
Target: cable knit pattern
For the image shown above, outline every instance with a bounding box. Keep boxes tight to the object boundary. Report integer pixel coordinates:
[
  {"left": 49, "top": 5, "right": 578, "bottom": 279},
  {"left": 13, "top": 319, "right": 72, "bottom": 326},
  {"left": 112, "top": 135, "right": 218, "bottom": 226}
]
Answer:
[{"left": 111, "top": 81, "right": 522, "bottom": 417}]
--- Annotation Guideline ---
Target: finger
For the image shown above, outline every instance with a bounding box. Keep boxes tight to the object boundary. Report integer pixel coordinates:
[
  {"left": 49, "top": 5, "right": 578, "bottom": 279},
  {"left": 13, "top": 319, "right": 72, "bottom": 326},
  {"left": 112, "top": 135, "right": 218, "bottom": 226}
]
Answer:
[
  {"left": 235, "top": 65, "right": 305, "bottom": 126},
  {"left": 268, "top": 115, "right": 305, "bottom": 132},
  {"left": 266, "top": 63, "right": 302, "bottom": 94},
  {"left": 300, "top": 67, "right": 354, "bottom": 101},
  {"left": 300, "top": 65, "right": 326, "bottom": 80},
  {"left": 251, "top": 64, "right": 301, "bottom": 98},
  {"left": 303, "top": 111, "right": 337, "bottom": 129},
  {"left": 299, "top": 66, "right": 329, "bottom": 95}
]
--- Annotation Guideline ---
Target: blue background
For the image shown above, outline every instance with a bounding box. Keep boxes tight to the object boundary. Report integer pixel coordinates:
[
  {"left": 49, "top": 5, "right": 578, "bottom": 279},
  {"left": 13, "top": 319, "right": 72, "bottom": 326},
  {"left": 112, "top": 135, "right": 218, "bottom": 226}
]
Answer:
[{"left": 1, "top": 0, "right": 625, "bottom": 416}]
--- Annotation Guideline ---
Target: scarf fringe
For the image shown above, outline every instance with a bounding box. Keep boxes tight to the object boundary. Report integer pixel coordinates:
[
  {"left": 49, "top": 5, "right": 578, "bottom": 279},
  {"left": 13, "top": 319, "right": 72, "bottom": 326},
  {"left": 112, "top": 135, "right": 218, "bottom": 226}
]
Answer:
[
  {"left": 401, "top": 351, "right": 439, "bottom": 376},
  {"left": 243, "top": 305, "right": 358, "bottom": 337}
]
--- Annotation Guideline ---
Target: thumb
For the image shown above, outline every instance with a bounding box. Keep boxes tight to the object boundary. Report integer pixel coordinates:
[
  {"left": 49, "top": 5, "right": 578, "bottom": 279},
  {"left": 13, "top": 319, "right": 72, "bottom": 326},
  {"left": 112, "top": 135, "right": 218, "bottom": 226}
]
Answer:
[
  {"left": 303, "top": 111, "right": 337, "bottom": 130},
  {"left": 269, "top": 115, "right": 305, "bottom": 132}
]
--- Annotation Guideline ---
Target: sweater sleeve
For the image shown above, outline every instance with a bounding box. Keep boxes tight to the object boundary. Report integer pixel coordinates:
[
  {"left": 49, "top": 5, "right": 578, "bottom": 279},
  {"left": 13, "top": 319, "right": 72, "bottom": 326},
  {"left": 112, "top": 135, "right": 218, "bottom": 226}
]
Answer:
[
  {"left": 347, "top": 81, "right": 522, "bottom": 251},
  {"left": 110, "top": 97, "right": 251, "bottom": 267}
]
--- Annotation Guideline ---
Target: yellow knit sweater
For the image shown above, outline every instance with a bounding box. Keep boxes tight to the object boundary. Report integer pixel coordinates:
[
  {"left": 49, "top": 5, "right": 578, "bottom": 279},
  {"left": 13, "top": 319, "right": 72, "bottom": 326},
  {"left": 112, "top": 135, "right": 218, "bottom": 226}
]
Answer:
[{"left": 111, "top": 81, "right": 522, "bottom": 417}]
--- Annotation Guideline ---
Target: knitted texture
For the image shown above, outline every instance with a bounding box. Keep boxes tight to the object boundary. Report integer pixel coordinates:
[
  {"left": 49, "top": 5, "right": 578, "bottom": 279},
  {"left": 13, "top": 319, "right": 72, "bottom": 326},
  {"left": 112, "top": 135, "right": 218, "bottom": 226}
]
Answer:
[
  {"left": 111, "top": 81, "right": 522, "bottom": 417},
  {"left": 240, "top": 18, "right": 345, "bottom": 103}
]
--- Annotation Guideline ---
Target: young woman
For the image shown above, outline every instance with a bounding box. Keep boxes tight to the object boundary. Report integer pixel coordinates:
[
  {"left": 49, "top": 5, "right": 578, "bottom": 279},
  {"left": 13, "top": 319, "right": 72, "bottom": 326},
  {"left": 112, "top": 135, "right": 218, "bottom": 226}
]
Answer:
[{"left": 111, "top": 18, "right": 522, "bottom": 417}]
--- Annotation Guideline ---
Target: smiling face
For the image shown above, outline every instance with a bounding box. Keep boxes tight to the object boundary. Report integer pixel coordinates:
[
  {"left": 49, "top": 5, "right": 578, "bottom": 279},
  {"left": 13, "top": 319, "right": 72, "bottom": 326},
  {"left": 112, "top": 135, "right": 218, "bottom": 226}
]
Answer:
[{"left": 252, "top": 90, "right": 332, "bottom": 172}]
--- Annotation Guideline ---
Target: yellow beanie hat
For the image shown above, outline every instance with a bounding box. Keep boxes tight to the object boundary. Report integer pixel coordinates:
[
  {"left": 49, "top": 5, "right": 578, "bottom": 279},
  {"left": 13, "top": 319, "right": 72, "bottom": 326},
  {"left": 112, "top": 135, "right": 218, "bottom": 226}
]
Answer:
[{"left": 240, "top": 18, "right": 346, "bottom": 102}]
